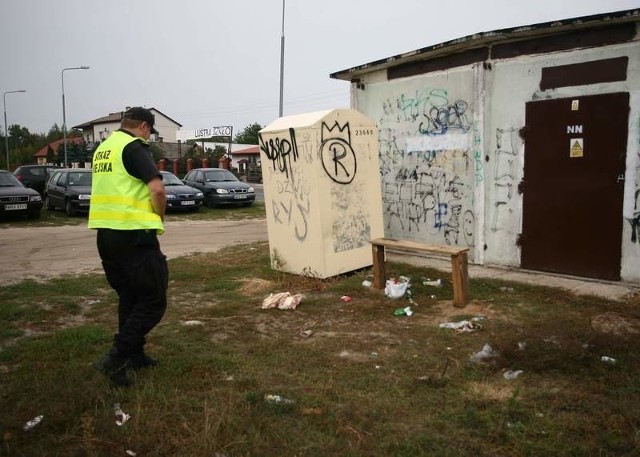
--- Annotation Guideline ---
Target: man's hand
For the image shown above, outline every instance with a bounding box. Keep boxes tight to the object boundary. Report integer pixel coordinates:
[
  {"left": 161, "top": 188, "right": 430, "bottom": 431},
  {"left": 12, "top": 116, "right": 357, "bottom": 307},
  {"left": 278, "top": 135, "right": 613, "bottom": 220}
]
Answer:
[{"left": 148, "top": 176, "right": 166, "bottom": 222}]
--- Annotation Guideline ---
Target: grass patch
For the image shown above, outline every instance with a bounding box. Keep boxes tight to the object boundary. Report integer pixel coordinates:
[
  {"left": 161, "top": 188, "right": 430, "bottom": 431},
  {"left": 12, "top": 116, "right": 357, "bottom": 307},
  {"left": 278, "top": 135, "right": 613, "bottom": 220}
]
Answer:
[{"left": 2, "top": 241, "right": 640, "bottom": 455}]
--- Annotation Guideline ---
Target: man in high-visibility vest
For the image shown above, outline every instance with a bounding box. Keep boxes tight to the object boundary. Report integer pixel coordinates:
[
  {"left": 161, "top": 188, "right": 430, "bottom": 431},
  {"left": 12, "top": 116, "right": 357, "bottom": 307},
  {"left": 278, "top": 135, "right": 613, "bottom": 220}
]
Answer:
[{"left": 89, "top": 107, "right": 167, "bottom": 387}]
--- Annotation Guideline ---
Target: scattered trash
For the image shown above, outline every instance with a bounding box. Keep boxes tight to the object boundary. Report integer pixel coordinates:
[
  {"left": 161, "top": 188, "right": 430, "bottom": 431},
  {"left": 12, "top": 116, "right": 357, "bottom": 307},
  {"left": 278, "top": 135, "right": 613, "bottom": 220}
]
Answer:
[
  {"left": 423, "top": 278, "right": 442, "bottom": 287},
  {"left": 393, "top": 306, "right": 413, "bottom": 317},
  {"left": 499, "top": 286, "right": 514, "bottom": 292},
  {"left": 430, "top": 295, "right": 437, "bottom": 299},
  {"left": 264, "top": 394, "right": 295, "bottom": 405},
  {"left": 369, "top": 352, "right": 379, "bottom": 358},
  {"left": 601, "top": 356, "right": 617, "bottom": 364},
  {"left": 543, "top": 336, "right": 561, "bottom": 347},
  {"left": 183, "top": 320, "right": 203, "bottom": 326},
  {"left": 439, "top": 316, "right": 485, "bottom": 333},
  {"left": 470, "top": 343, "right": 499, "bottom": 363},
  {"left": 340, "top": 295, "right": 352, "bottom": 303},
  {"left": 503, "top": 370, "right": 524, "bottom": 380},
  {"left": 299, "top": 329, "right": 313, "bottom": 338},
  {"left": 86, "top": 299, "right": 101, "bottom": 305},
  {"left": 362, "top": 280, "right": 372, "bottom": 288},
  {"left": 23, "top": 415, "right": 43, "bottom": 432},
  {"left": 114, "top": 403, "right": 131, "bottom": 426},
  {"left": 517, "top": 342, "right": 527, "bottom": 350},
  {"left": 126, "top": 451, "right": 137, "bottom": 456},
  {"left": 384, "top": 277, "right": 410, "bottom": 299},
  {"left": 262, "top": 292, "right": 303, "bottom": 310}
]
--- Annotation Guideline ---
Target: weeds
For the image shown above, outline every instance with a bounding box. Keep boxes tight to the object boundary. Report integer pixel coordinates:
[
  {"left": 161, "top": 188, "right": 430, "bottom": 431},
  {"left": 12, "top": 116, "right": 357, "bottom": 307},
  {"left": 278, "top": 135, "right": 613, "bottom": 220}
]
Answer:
[{"left": 2, "top": 241, "right": 640, "bottom": 456}]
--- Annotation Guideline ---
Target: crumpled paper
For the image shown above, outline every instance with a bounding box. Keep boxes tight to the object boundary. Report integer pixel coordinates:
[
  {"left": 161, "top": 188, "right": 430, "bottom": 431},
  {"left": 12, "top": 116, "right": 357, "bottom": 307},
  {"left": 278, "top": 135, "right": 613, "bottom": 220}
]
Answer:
[{"left": 262, "top": 292, "right": 303, "bottom": 310}]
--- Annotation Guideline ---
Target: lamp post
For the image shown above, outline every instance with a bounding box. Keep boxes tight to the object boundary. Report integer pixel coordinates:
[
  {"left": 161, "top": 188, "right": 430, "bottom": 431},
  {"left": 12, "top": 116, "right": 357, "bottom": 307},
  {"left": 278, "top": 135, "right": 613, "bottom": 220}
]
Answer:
[
  {"left": 62, "top": 66, "right": 89, "bottom": 167},
  {"left": 278, "top": 0, "right": 286, "bottom": 117},
  {"left": 3, "top": 90, "right": 26, "bottom": 171}
]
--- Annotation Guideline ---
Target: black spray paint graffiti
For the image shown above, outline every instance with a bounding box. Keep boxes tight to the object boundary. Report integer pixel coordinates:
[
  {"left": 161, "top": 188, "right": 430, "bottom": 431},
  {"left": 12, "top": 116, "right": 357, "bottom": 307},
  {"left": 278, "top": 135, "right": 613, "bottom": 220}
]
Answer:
[
  {"left": 258, "top": 129, "right": 300, "bottom": 179},
  {"left": 418, "top": 100, "right": 472, "bottom": 136},
  {"left": 382, "top": 154, "right": 474, "bottom": 246},
  {"left": 259, "top": 129, "right": 309, "bottom": 241},
  {"left": 320, "top": 121, "right": 357, "bottom": 184},
  {"left": 626, "top": 120, "right": 640, "bottom": 244},
  {"left": 491, "top": 128, "right": 519, "bottom": 233}
]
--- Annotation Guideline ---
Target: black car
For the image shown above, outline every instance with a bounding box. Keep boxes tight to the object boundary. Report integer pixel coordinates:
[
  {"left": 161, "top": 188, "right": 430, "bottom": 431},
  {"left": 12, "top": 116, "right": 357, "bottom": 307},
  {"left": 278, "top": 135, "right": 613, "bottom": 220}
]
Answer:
[
  {"left": 160, "top": 171, "right": 204, "bottom": 211},
  {"left": 183, "top": 168, "right": 255, "bottom": 208},
  {"left": 44, "top": 169, "right": 92, "bottom": 216},
  {"left": 13, "top": 164, "right": 63, "bottom": 195},
  {"left": 0, "top": 170, "right": 43, "bottom": 219}
]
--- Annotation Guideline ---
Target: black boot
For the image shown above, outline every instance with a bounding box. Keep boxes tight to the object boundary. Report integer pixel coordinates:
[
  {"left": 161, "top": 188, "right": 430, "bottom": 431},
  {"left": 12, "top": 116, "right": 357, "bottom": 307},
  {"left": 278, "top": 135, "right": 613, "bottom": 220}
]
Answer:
[
  {"left": 128, "top": 353, "right": 159, "bottom": 370},
  {"left": 93, "top": 347, "right": 132, "bottom": 387}
]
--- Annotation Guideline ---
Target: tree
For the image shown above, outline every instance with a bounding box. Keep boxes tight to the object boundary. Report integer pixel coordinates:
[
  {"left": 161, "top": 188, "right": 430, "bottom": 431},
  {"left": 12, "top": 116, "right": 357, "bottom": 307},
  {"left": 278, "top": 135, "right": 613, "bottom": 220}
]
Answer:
[
  {"left": 46, "top": 146, "right": 56, "bottom": 164},
  {"left": 234, "top": 123, "right": 263, "bottom": 145}
]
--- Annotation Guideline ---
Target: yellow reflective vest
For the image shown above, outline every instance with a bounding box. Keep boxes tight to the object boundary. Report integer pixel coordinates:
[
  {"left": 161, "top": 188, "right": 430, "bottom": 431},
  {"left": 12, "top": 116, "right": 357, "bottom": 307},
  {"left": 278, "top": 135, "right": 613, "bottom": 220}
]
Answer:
[{"left": 88, "top": 130, "right": 164, "bottom": 234}]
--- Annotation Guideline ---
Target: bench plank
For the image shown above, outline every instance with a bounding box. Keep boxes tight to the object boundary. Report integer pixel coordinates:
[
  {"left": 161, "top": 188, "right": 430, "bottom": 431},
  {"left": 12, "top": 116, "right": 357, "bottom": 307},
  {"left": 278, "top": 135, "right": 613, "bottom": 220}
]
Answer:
[
  {"left": 369, "top": 238, "right": 469, "bottom": 308},
  {"left": 370, "top": 237, "right": 468, "bottom": 256}
]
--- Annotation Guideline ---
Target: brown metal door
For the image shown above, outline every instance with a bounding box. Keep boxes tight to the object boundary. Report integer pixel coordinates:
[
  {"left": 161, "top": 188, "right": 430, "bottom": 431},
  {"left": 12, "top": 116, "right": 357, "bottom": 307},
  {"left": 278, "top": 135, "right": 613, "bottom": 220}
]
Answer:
[{"left": 521, "top": 92, "right": 628, "bottom": 280}]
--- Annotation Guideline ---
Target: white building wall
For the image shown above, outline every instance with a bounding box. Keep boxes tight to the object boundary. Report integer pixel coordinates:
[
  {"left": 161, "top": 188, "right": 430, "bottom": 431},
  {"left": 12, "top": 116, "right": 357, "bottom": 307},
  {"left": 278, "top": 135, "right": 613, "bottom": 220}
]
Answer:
[{"left": 352, "top": 36, "right": 640, "bottom": 281}]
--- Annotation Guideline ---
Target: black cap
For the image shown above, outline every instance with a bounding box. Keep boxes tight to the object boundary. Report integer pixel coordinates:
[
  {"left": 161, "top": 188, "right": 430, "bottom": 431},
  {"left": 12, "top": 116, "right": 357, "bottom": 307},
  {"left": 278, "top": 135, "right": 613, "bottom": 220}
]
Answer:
[{"left": 123, "top": 107, "right": 158, "bottom": 134}]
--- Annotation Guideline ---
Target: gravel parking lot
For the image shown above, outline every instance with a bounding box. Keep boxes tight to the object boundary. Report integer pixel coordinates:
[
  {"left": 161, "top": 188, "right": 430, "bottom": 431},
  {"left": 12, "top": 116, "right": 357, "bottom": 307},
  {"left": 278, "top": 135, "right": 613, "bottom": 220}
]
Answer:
[{"left": 0, "top": 218, "right": 268, "bottom": 286}]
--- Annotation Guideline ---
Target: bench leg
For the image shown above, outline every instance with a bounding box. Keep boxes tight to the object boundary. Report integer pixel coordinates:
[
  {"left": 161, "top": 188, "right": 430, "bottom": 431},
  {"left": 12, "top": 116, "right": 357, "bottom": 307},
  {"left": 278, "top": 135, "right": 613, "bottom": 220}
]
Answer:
[
  {"left": 451, "top": 252, "right": 469, "bottom": 308},
  {"left": 372, "top": 244, "right": 386, "bottom": 289}
]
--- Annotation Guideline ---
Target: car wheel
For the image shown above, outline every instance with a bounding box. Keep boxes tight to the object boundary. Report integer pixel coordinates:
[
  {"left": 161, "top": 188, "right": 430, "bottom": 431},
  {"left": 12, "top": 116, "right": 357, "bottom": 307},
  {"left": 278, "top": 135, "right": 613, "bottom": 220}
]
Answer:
[
  {"left": 65, "top": 199, "right": 75, "bottom": 216},
  {"left": 28, "top": 210, "right": 41, "bottom": 219},
  {"left": 205, "top": 194, "right": 216, "bottom": 208},
  {"left": 45, "top": 195, "right": 54, "bottom": 210}
]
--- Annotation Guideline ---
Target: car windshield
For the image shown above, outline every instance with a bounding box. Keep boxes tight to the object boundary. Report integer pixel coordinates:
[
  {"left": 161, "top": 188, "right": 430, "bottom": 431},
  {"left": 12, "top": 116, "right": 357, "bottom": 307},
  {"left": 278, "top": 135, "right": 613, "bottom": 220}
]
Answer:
[
  {"left": 162, "top": 172, "right": 184, "bottom": 185},
  {"left": 68, "top": 172, "right": 92, "bottom": 186},
  {"left": 0, "top": 172, "right": 23, "bottom": 187},
  {"left": 204, "top": 170, "right": 237, "bottom": 182}
]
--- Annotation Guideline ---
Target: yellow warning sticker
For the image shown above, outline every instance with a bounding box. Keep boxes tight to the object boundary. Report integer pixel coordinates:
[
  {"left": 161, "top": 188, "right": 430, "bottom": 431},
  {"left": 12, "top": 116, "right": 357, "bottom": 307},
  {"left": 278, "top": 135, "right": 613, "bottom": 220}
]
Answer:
[{"left": 570, "top": 138, "right": 584, "bottom": 158}]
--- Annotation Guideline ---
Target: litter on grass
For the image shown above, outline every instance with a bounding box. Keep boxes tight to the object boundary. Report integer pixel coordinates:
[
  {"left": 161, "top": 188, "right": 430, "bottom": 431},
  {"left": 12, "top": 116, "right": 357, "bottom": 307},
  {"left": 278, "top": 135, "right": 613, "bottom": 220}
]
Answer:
[
  {"left": 393, "top": 306, "right": 413, "bottom": 317},
  {"left": 23, "top": 415, "right": 43, "bottom": 432},
  {"left": 385, "top": 277, "right": 410, "bottom": 298},
  {"left": 423, "top": 278, "right": 443, "bottom": 287},
  {"left": 262, "top": 292, "right": 303, "bottom": 310},
  {"left": 114, "top": 403, "right": 131, "bottom": 426},
  {"left": 439, "top": 316, "right": 485, "bottom": 333},
  {"left": 362, "top": 280, "right": 372, "bottom": 287},
  {"left": 601, "top": 356, "right": 617, "bottom": 364},
  {"left": 340, "top": 295, "right": 352, "bottom": 302},
  {"left": 470, "top": 343, "right": 499, "bottom": 362},
  {"left": 264, "top": 394, "right": 295, "bottom": 405},
  {"left": 503, "top": 370, "right": 524, "bottom": 380}
]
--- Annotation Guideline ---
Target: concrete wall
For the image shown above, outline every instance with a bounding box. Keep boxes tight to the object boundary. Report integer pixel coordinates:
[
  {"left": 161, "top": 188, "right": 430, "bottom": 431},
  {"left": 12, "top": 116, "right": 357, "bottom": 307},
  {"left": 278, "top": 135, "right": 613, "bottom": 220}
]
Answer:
[{"left": 352, "top": 37, "right": 640, "bottom": 281}]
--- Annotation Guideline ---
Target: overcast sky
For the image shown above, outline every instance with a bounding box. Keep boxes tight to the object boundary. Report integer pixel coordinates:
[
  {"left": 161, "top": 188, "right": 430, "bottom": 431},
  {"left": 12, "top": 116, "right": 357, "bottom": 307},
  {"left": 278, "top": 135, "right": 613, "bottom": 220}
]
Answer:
[{"left": 1, "top": 0, "right": 639, "bottom": 137}]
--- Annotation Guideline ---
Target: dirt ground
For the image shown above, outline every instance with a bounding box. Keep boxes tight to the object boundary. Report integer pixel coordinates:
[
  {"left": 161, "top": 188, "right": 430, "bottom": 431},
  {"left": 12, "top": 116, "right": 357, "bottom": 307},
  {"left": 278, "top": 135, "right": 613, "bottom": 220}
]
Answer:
[{"left": 0, "top": 219, "right": 268, "bottom": 286}]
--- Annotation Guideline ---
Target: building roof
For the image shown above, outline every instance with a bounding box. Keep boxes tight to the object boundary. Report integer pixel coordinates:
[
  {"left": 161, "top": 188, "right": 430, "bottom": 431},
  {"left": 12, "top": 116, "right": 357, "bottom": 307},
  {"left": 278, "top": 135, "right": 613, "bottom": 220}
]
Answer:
[
  {"left": 34, "top": 137, "right": 83, "bottom": 158},
  {"left": 231, "top": 145, "right": 260, "bottom": 156},
  {"left": 73, "top": 107, "right": 182, "bottom": 129},
  {"left": 330, "top": 8, "right": 640, "bottom": 81}
]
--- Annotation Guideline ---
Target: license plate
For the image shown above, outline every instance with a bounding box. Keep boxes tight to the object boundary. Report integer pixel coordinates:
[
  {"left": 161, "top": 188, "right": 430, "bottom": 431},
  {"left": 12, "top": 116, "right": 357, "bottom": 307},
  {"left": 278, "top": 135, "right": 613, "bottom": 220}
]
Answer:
[
  {"left": 5, "top": 203, "right": 27, "bottom": 210},
  {"left": 181, "top": 200, "right": 195, "bottom": 206},
  {"left": 233, "top": 195, "right": 247, "bottom": 199}
]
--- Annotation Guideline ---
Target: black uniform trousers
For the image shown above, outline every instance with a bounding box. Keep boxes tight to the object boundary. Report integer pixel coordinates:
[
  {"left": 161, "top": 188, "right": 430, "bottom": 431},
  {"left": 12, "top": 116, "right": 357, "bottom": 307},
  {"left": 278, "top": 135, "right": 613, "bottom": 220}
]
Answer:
[{"left": 97, "top": 228, "right": 168, "bottom": 358}]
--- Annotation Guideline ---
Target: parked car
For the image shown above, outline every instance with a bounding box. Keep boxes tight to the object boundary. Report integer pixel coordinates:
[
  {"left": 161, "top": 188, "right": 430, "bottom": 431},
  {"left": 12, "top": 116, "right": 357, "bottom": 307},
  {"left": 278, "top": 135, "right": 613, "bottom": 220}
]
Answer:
[
  {"left": 160, "top": 170, "right": 204, "bottom": 212},
  {"left": 44, "top": 169, "right": 92, "bottom": 216},
  {"left": 13, "top": 164, "right": 63, "bottom": 195},
  {"left": 183, "top": 168, "right": 255, "bottom": 208},
  {"left": 0, "top": 169, "right": 43, "bottom": 219}
]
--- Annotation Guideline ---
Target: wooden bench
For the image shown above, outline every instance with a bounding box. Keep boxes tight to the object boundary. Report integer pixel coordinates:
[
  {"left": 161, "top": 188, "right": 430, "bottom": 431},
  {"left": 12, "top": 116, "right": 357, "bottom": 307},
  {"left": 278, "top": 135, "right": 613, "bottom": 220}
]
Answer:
[{"left": 370, "top": 237, "right": 470, "bottom": 308}]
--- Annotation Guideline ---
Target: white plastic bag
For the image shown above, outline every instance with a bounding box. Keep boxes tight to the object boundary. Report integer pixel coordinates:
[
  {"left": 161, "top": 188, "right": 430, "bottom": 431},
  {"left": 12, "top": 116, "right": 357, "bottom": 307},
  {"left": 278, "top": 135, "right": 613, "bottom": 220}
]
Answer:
[{"left": 384, "top": 278, "right": 409, "bottom": 299}]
